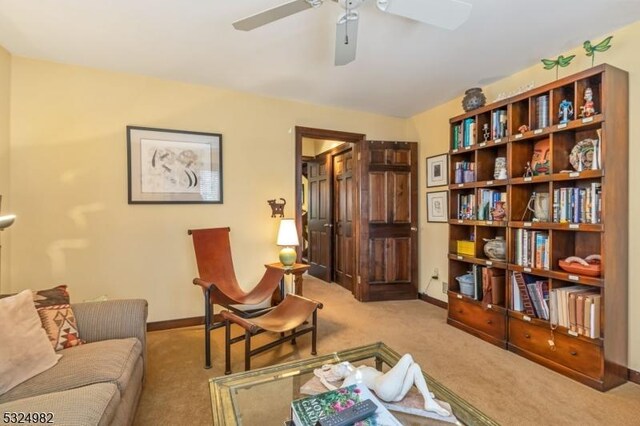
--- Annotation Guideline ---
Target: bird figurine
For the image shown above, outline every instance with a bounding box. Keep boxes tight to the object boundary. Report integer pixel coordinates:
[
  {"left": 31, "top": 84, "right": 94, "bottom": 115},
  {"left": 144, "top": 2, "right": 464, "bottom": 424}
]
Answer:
[
  {"left": 541, "top": 55, "right": 576, "bottom": 80},
  {"left": 584, "top": 35, "right": 613, "bottom": 67}
]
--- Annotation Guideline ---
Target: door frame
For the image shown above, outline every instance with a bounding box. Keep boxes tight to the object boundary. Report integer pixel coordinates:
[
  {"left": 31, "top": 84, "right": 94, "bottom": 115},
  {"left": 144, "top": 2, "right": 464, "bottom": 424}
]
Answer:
[{"left": 295, "top": 126, "right": 366, "bottom": 296}]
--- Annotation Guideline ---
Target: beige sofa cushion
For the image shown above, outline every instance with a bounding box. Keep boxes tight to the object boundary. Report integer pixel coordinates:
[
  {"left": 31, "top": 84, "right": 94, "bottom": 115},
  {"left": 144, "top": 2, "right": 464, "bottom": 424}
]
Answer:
[
  {"left": 0, "top": 337, "right": 141, "bottom": 404},
  {"left": 0, "top": 382, "right": 120, "bottom": 426},
  {"left": 0, "top": 290, "right": 61, "bottom": 395}
]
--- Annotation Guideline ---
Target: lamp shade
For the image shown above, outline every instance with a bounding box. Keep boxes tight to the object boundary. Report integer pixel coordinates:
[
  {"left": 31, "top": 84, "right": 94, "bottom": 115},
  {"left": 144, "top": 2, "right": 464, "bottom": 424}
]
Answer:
[
  {"left": 277, "top": 219, "right": 299, "bottom": 246},
  {"left": 0, "top": 214, "right": 16, "bottom": 230}
]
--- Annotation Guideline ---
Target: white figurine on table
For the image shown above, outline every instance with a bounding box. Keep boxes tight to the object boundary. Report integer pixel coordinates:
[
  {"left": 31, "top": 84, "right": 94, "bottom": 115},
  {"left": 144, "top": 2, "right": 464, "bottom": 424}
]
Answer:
[{"left": 314, "top": 354, "right": 450, "bottom": 417}]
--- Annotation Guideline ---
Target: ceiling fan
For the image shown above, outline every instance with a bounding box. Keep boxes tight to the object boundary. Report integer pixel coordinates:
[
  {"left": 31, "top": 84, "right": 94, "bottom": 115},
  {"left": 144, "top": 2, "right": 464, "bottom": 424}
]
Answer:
[{"left": 233, "top": 0, "right": 472, "bottom": 66}]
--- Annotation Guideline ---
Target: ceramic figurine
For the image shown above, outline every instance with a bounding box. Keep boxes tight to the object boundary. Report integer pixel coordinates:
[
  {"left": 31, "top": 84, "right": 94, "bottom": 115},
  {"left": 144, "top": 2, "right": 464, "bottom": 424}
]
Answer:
[
  {"left": 493, "top": 157, "right": 507, "bottom": 180},
  {"left": 491, "top": 201, "right": 507, "bottom": 221},
  {"left": 580, "top": 87, "right": 596, "bottom": 118},
  {"left": 483, "top": 123, "right": 490, "bottom": 142},
  {"left": 558, "top": 99, "right": 574, "bottom": 124},
  {"left": 462, "top": 87, "right": 486, "bottom": 112},
  {"left": 523, "top": 162, "right": 534, "bottom": 178},
  {"left": 483, "top": 236, "right": 507, "bottom": 260},
  {"left": 518, "top": 124, "right": 529, "bottom": 134}
]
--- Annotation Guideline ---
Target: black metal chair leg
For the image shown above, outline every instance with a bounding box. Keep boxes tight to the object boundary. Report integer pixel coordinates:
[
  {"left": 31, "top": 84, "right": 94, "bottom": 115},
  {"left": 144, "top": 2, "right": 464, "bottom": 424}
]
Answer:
[
  {"left": 204, "top": 288, "right": 212, "bottom": 369},
  {"left": 245, "top": 331, "right": 252, "bottom": 371},
  {"left": 291, "top": 328, "right": 297, "bottom": 345},
  {"left": 311, "top": 310, "right": 318, "bottom": 355},
  {"left": 224, "top": 319, "right": 232, "bottom": 375}
]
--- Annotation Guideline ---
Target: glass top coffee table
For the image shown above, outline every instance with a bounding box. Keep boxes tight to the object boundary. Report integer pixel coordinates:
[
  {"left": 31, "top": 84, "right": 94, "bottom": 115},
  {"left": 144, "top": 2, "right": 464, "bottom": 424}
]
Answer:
[{"left": 210, "top": 342, "right": 498, "bottom": 425}]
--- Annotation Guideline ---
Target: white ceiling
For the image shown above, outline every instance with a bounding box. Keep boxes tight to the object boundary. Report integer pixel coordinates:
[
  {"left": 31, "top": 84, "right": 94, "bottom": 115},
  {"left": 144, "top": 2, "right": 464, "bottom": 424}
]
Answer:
[{"left": 0, "top": 0, "right": 638, "bottom": 117}]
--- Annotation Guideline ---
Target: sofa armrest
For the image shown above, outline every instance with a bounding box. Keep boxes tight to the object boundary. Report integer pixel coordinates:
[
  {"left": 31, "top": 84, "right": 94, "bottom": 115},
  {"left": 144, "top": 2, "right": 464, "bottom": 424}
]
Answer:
[{"left": 72, "top": 299, "right": 148, "bottom": 363}]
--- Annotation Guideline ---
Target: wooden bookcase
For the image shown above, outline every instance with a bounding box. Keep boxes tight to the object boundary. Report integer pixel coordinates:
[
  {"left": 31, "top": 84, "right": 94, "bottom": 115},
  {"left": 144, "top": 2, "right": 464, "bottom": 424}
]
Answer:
[{"left": 446, "top": 64, "right": 628, "bottom": 391}]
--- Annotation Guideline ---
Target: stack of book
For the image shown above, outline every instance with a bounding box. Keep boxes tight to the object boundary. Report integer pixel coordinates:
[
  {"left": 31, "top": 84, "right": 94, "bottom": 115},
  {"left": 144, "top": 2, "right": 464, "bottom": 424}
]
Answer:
[
  {"left": 511, "top": 272, "right": 550, "bottom": 319},
  {"left": 457, "top": 194, "right": 476, "bottom": 220},
  {"left": 452, "top": 118, "right": 477, "bottom": 150},
  {"left": 477, "top": 189, "right": 507, "bottom": 221},
  {"left": 549, "top": 287, "right": 601, "bottom": 338},
  {"left": 453, "top": 161, "right": 475, "bottom": 184},
  {"left": 491, "top": 110, "right": 508, "bottom": 139},
  {"left": 514, "top": 230, "right": 550, "bottom": 269},
  {"left": 552, "top": 183, "right": 602, "bottom": 224}
]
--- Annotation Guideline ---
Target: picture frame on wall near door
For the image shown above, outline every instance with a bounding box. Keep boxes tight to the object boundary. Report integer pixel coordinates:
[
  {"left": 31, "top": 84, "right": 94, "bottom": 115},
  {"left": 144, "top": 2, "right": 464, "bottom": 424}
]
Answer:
[
  {"left": 426, "top": 153, "right": 448, "bottom": 187},
  {"left": 427, "top": 191, "right": 448, "bottom": 223}
]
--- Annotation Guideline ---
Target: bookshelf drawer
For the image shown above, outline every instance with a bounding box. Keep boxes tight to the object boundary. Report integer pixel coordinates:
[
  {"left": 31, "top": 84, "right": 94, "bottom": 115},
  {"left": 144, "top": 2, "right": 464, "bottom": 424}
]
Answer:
[
  {"left": 448, "top": 297, "right": 506, "bottom": 340},
  {"left": 509, "top": 319, "right": 602, "bottom": 378}
]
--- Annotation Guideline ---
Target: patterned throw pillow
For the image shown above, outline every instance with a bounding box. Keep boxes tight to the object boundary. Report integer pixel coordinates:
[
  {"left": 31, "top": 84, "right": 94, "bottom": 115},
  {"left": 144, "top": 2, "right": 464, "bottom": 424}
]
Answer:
[{"left": 32, "top": 285, "right": 84, "bottom": 351}]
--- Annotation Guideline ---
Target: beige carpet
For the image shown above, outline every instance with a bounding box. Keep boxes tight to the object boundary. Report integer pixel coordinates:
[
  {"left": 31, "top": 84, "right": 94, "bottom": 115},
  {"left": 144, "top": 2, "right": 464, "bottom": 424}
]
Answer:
[{"left": 134, "top": 276, "right": 640, "bottom": 425}]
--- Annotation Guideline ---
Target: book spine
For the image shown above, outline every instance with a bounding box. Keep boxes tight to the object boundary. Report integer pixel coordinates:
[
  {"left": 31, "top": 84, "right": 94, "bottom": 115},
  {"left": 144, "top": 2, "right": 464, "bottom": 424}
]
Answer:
[{"left": 514, "top": 272, "right": 536, "bottom": 316}]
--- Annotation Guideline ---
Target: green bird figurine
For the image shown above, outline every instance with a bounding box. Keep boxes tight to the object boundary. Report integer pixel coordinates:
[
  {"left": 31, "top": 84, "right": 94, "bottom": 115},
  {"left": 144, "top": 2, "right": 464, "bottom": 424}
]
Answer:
[
  {"left": 584, "top": 35, "right": 613, "bottom": 67},
  {"left": 541, "top": 55, "right": 576, "bottom": 80}
]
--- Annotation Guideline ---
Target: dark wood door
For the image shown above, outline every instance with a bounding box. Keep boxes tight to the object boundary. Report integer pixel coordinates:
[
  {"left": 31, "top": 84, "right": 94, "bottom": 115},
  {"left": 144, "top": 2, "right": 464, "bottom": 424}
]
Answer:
[
  {"left": 333, "top": 149, "right": 354, "bottom": 290},
  {"left": 356, "top": 141, "right": 418, "bottom": 301},
  {"left": 307, "top": 154, "right": 333, "bottom": 282}
]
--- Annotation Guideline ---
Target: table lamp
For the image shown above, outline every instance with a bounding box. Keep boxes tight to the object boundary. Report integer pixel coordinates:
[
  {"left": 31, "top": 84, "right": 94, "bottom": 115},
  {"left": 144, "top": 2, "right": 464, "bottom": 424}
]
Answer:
[
  {"left": 0, "top": 214, "right": 15, "bottom": 230},
  {"left": 277, "top": 218, "right": 299, "bottom": 268}
]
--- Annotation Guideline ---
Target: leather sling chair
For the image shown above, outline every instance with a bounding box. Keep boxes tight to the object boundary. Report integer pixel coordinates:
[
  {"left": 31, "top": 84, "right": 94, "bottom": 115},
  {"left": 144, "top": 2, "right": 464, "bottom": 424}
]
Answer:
[{"left": 189, "top": 227, "right": 285, "bottom": 369}]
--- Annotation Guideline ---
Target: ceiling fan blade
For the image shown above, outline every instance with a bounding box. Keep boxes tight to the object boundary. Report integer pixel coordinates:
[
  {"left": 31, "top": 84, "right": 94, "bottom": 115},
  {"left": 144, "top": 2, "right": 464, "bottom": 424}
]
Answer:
[
  {"left": 335, "top": 13, "right": 359, "bottom": 66},
  {"left": 377, "top": 0, "right": 472, "bottom": 30},
  {"left": 233, "top": 0, "right": 318, "bottom": 31}
]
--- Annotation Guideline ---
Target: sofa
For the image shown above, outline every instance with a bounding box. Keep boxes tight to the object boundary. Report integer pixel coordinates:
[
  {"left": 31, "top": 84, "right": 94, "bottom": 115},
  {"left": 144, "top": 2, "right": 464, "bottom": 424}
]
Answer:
[{"left": 0, "top": 299, "right": 148, "bottom": 426}]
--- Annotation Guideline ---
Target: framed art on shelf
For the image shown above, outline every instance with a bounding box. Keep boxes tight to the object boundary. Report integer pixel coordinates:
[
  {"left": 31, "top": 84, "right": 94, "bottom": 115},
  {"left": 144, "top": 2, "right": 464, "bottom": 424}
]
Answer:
[
  {"left": 427, "top": 191, "right": 448, "bottom": 223},
  {"left": 127, "top": 126, "right": 223, "bottom": 204},
  {"left": 426, "top": 153, "right": 448, "bottom": 187}
]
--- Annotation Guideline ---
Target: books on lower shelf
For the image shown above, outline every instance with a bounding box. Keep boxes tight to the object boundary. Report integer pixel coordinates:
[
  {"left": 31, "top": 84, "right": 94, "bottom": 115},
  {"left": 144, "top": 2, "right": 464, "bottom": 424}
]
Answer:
[
  {"left": 469, "top": 264, "right": 505, "bottom": 305},
  {"left": 457, "top": 193, "right": 476, "bottom": 220},
  {"left": 511, "top": 272, "right": 549, "bottom": 319},
  {"left": 291, "top": 384, "right": 401, "bottom": 426},
  {"left": 452, "top": 118, "right": 477, "bottom": 150},
  {"left": 549, "top": 286, "right": 601, "bottom": 338},
  {"left": 552, "top": 183, "right": 602, "bottom": 224},
  {"left": 492, "top": 109, "right": 508, "bottom": 139},
  {"left": 514, "top": 229, "right": 549, "bottom": 269}
]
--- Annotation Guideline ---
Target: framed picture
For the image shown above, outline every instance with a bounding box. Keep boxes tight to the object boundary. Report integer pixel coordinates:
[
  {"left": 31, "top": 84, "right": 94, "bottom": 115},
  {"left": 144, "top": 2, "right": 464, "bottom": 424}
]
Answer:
[
  {"left": 427, "top": 191, "right": 448, "bottom": 223},
  {"left": 127, "top": 126, "right": 223, "bottom": 204},
  {"left": 426, "top": 153, "right": 448, "bottom": 187}
]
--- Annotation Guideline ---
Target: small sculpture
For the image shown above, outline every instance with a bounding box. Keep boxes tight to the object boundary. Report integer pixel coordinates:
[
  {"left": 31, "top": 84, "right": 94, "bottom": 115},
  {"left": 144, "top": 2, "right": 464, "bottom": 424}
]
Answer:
[
  {"left": 584, "top": 35, "right": 613, "bottom": 67},
  {"left": 314, "top": 355, "right": 450, "bottom": 417},
  {"left": 558, "top": 99, "right": 574, "bottom": 124},
  {"left": 491, "top": 201, "right": 507, "bottom": 221},
  {"left": 267, "top": 198, "right": 286, "bottom": 218},
  {"left": 483, "top": 236, "right": 507, "bottom": 260},
  {"left": 531, "top": 140, "right": 550, "bottom": 175},
  {"left": 523, "top": 162, "right": 534, "bottom": 178},
  {"left": 541, "top": 54, "right": 575, "bottom": 80},
  {"left": 579, "top": 87, "right": 596, "bottom": 118},
  {"left": 462, "top": 87, "right": 486, "bottom": 112},
  {"left": 482, "top": 123, "right": 490, "bottom": 142},
  {"left": 559, "top": 254, "right": 602, "bottom": 277},
  {"left": 518, "top": 124, "right": 529, "bottom": 134}
]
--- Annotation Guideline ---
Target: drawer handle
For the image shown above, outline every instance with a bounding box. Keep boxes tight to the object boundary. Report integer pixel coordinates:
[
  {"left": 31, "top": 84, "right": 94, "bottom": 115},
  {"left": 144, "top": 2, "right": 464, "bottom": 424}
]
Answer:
[
  {"left": 486, "top": 320, "right": 493, "bottom": 325},
  {"left": 570, "top": 351, "right": 577, "bottom": 356},
  {"left": 524, "top": 333, "right": 531, "bottom": 339}
]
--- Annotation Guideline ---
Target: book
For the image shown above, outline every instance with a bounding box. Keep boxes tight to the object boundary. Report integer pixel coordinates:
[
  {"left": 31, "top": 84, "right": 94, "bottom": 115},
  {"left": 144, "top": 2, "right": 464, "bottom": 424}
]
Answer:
[
  {"left": 291, "top": 384, "right": 402, "bottom": 426},
  {"left": 513, "top": 272, "right": 535, "bottom": 316}
]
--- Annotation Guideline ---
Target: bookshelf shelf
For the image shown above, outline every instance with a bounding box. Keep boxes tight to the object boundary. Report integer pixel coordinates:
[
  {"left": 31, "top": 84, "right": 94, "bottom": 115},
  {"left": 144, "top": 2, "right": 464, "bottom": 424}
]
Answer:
[{"left": 446, "top": 64, "right": 628, "bottom": 391}]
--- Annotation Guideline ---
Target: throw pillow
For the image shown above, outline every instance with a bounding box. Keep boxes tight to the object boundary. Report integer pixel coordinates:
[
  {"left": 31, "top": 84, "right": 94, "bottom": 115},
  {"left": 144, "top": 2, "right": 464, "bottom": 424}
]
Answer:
[
  {"left": 32, "top": 285, "right": 84, "bottom": 351},
  {"left": 0, "top": 290, "right": 61, "bottom": 395},
  {"left": 32, "top": 285, "right": 70, "bottom": 308}
]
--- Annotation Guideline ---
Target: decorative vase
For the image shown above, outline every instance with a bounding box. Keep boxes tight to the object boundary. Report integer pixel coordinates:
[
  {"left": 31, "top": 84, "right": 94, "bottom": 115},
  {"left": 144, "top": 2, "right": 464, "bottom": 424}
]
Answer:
[
  {"left": 462, "top": 88, "right": 486, "bottom": 112},
  {"left": 483, "top": 236, "right": 506, "bottom": 261}
]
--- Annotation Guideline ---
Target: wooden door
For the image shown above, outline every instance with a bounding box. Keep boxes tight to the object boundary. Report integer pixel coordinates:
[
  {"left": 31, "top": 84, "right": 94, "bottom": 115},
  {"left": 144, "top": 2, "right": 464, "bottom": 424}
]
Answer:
[
  {"left": 307, "top": 154, "right": 333, "bottom": 281},
  {"left": 333, "top": 149, "right": 355, "bottom": 290},
  {"left": 356, "top": 141, "right": 418, "bottom": 301}
]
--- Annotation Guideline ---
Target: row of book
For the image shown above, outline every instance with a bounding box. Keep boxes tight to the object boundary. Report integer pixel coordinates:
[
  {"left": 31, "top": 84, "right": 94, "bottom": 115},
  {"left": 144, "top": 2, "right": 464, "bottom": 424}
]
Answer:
[
  {"left": 452, "top": 118, "right": 476, "bottom": 149},
  {"left": 491, "top": 110, "right": 508, "bottom": 139},
  {"left": 469, "top": 264, "right": 505, "bottom": 304},
  {"left": 457, "top": 194, "right": 476, "bottom": 220},
  {"left": 477, "top": 189, "right": 507, "bottom": 221},
  {"left": 453, "top": 161, "right": 475, "bottom": 184},
  {"left": 549, "top": 286, "right": 601, "bottom": 338},
  {"left": 552, "top": 184, "right": 602, "bottom": 224},
  {"left": 514, "top": 230, "right": 550, "bottom": 269},
  {"left": 511, "top": 272, "right": 550, "bottom": 320}
]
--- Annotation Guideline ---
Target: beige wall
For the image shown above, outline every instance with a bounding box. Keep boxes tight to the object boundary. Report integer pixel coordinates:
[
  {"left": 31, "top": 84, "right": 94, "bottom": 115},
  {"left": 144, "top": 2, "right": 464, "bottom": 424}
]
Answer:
[
  {"left": 412, "top": 20, "right": 640, "bottom": 370},
  {"left": 0, "top": 45, "right": 10, "bottom": 292},
  {"left": 7, "top": 57, "right": 410, "bottom": 321}
]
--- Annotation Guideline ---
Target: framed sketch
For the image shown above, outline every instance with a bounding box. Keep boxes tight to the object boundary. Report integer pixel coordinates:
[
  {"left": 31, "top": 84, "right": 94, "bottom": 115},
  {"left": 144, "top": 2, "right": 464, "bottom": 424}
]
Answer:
[
  {"left": 127, "top": 126, "right": 222, "bottom": 204},
  {"left": 427, "top": 191, "right": 448, "bottom": 223},
  {"left": 426, "top": 153, "right": 448, "bottom": 187}
]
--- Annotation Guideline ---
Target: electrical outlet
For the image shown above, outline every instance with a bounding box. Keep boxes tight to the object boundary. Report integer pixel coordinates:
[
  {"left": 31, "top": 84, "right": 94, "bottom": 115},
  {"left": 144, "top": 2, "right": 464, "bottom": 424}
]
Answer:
[
  {"left": 442, "top": 282, "right": 448, "bottom": 293},
  {"left": 431, "top": 268, "right": 439, "bottom": 279}
]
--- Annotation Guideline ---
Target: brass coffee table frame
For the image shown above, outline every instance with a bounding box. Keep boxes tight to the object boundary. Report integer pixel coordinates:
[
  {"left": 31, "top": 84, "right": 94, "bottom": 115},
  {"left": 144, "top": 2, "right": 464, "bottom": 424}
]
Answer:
[{"left": 210, "top": 342, "right": 498, "bottom": 426}]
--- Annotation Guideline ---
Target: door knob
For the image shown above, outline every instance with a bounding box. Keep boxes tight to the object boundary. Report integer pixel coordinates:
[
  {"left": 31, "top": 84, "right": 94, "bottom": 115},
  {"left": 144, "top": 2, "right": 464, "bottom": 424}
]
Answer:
[
  {"left": 411, "top": 227, "right": 418, "bottom": 231},
  {"left": 323, "top": 223, "right": 333, "bottom": 228}
]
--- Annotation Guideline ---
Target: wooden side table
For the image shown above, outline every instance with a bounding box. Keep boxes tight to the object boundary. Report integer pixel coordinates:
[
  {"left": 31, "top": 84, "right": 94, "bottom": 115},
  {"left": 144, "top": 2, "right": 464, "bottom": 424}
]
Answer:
[{"left": 266, "top": 262, "right": 309, "bottom": 304}]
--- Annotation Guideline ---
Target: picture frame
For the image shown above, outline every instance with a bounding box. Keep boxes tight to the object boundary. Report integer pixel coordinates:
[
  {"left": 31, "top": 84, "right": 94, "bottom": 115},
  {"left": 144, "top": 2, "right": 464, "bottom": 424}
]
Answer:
[
  {"left": 127, "top": 126, "right": 223, "bottom": 204},
  {"left": 426, "top": 153, "right": 448, "bottom": 187},
  {"left": 427, "top": 191, "right": 448, "bottom": 223}
]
